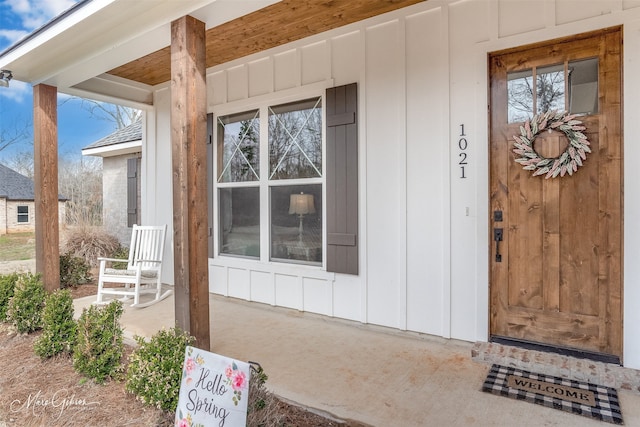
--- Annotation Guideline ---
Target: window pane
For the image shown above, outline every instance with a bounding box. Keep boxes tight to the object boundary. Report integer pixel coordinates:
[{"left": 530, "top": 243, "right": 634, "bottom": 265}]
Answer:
[
  {"left": 219, "top": 187, "right": 260, "bottom": 257},
  {"left": 569, "top": 58, "right": 598, "bottom": 115},
  {"left": 271, "top": 184, "right": 322, "bottom": 264},
  {"left": 536, "top": 63, "right": 565, "bottom": 114},
  {"left": 217, "top": 110, "right": 260, "bottom": 183},
  {"left": 508, "top": 64, "right": 568, "bottom": 122},
  {"left": 507, "top": 69, "right": 534, "bottom": 123},
  {"left": 269, "top": 98, "right": 322, "bottom": 180},
  {"left": 17, "top": 206, "right": 28, "bottom": 223}
]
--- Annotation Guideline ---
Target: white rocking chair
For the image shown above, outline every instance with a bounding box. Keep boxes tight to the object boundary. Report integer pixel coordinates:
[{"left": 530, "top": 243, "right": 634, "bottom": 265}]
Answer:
[{"left": 95, "top": 224, "right": 172, "bottom": 308}]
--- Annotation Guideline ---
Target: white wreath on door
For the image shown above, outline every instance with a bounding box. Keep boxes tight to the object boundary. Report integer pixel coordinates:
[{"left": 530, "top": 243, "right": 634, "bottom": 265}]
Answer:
[{"left": 512, "top": 110, "right": 591, "bottom": 179}]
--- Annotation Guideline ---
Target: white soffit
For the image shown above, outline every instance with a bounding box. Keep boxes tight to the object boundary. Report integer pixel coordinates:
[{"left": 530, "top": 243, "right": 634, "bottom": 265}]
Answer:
[
  {"left": 66, "top": 74, "right": 154, "bottom": 108},
  {"left": 0, "top": 0, "right": 281, "bottom": 101}
]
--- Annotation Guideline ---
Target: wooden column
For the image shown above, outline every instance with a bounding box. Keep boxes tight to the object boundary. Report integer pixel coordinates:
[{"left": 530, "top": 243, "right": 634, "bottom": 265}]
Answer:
[
  {"left": 33, "top": 84, "right": 60, "bottom": 292},
  {"left": 171, "top": 15, "right": 210, "bottom": 349}
]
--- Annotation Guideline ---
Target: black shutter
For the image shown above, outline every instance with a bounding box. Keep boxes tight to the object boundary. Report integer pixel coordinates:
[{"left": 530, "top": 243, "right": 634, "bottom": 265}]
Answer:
[
  {"left": 326, "top": 83, "right": 358, "bottom": 275},
  {"left": 127, "top": 157, "right": 138, "bottom": 227},
  {"left": 207, "top": 113, "right": 214, "bottom": 258}
]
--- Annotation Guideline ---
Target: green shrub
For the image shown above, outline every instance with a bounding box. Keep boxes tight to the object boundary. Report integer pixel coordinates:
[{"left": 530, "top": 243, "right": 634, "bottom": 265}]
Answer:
[
  {"left": 6, "top": 273, "right": 45, "bottom": 333},
  {"left": 110, "top": 245, "right": 130, "bottom": 269},
  {"left": 34, "top": 289, "right": 77, "bottom": 358},
  {"left": 73, "top": 300, "right": 124, "bottom": 383},
  {"left": 125, "top": 327, "right": 195, "bottom": 411},
  {"left": 60, "top": 253, "right": 92, "bottom": 289},
  {"left": 0, "top": 273, "right": 19, "bottom": 322}
]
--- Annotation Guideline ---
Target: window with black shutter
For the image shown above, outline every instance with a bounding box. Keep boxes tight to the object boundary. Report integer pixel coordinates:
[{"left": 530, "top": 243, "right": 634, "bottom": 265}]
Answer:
[{"left": 211, "top": 83, "right": 358, "bottom": 273}]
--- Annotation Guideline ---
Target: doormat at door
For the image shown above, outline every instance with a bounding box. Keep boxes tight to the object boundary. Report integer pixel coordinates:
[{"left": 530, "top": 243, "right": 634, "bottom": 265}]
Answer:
[{"left": 482, "top": 364, "right": 623, "bottom": 424}]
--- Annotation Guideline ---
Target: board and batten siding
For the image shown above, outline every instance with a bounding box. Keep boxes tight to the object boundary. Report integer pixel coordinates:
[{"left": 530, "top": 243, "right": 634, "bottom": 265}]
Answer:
[
  {"left": 205, "top": 2, "right": 448, "bottom": 332},
  {"left": 145, "top": 0, "right": 640, "bottom": 368}
]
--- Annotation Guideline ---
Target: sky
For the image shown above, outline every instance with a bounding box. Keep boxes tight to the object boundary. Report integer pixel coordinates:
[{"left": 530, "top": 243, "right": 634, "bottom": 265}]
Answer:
[{"left": 0, "top": 0, "right": 120, "bottom": 162}]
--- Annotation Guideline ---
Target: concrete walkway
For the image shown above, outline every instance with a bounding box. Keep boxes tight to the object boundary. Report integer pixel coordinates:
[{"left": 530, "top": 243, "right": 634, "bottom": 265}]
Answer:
[{"left": 74, "top": 293, "right": 640, "bottom": 426}]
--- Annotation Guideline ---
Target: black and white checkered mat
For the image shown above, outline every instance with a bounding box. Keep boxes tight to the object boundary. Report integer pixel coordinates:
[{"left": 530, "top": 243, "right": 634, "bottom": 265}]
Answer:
[{"left": 482, "top": 364, "right": 623, "bottom": 424}]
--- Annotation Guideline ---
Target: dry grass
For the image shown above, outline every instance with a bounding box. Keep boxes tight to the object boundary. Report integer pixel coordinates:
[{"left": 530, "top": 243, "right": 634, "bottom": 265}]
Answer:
[
  {"left": 0, "top": 233, "right": 36, "bottom": 261},
  {"left": 60, "top": 226, "right": 120, "bottom": 267},
  {"left": 246, "top": 366, "right": 285, "bottom": 426}
]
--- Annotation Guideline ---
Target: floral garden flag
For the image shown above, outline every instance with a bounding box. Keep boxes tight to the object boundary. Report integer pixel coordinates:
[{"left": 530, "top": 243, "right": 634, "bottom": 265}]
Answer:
[{"left": 175, "top": 346, "right": 251, "bottom": 427}]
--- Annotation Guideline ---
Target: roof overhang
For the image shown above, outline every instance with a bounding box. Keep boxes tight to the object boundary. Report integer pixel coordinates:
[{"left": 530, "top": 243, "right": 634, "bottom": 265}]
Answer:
[
  {"left": 0, "top": 0, "right": 280, "bottom": 105},
  {"left": 82, "top": 139, "right": 142, "bottom": 158},
  {"left": 0, "top": 0, "right": 425, "bottom": 106}
]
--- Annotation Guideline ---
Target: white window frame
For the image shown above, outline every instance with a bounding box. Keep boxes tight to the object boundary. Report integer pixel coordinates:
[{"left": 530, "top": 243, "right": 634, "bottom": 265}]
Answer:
[
  {"left": 17, "top": 205, "right": 29, "bottom": 223},
  {"left": 213, "top": 89, "right": 327, "bottom": 268}
]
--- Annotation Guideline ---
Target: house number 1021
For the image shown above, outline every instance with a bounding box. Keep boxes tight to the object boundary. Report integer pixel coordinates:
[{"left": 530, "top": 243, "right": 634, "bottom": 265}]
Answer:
[{"left": 458, "top": 124, "right": 468, "bottom": 179}]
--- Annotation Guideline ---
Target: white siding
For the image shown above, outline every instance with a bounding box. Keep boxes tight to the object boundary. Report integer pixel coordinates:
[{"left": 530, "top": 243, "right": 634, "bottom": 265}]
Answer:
[
  {"left": 144, "top": 89, "right": 174, "bottom": 286},
  {"left": 448, "top": 0, "right": 489, "bottom": 342},
  {"left": 365, "top": 20, "right": 405, "bottom": 329},
  {"left": 248, "top": 58, "right": 273, "bottom": 97},
  {"left": 622, "top": 15, "right": 640, "bottom": 370},
  {"left": 146, "top": 0, "right": 640, "bottom": 368},
  {"left": 405, "top": 7, "right": 448, "bottom": 337},
  {"left": 274, "top": 50, "right": 298, "bottom": 91}
]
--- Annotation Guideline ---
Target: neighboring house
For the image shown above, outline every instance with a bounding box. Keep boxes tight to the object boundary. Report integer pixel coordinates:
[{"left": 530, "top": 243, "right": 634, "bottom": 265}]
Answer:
[
  {"left": 82, "top": 120, "right": 142, "bottom": 245},
  {"left": 4, "top": 0, "right": 640, "bottom": 369},
  {"left": 0, "top": 164, "right": 66, "bottom": 235}
]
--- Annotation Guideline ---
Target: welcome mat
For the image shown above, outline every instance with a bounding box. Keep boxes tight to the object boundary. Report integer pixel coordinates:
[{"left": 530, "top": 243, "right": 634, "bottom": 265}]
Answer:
[{"left": 482, "top": 364, "right": 623, "bottom": 424}]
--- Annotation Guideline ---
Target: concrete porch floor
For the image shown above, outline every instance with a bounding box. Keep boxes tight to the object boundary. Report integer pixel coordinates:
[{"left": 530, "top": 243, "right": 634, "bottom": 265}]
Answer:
[{"left": 74, "top": 292, "right": 640, "bottom": 426}]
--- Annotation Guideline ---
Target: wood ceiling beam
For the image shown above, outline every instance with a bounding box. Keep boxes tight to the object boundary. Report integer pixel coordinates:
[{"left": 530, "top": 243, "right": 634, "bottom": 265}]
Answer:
[{"left": 108, "top": 0, "right": 424, "bottom": 86}]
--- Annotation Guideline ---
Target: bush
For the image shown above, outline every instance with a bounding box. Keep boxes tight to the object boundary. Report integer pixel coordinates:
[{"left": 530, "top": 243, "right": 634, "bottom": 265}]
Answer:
[
  {"left": 60, "top": 253, "right": 92, "bottom": 289},
  {"left": 6, "top": 273, "right": 45, "bottom": 333},
  {"left": 62, "top": 226, "right": 120, "bottom": 267},
  {"left": 125, "top": 327, "right": 195, "bottom": 411},
  {"left": 110, "top": 244, "right": 130, "bottom": 269},
  {"left": 73, "top": 300, "right": 124, "bottom": 383},
  {"left": 0, "top": 273, "right": 19, "bottom": 322},
  {"left": 34, "top": 289, "right": 77, "bottom": 358}
]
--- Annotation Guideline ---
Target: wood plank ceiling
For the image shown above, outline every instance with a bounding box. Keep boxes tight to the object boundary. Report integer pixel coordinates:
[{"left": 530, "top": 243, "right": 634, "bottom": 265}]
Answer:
[{"left": 108, "top": 0, "right": 425, "bottom": 86}]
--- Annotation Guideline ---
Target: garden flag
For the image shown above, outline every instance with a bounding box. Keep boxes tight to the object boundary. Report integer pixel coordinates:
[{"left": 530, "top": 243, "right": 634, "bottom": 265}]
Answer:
[{"left": 175, "top": 346, "right": 251, "bottom": 427}]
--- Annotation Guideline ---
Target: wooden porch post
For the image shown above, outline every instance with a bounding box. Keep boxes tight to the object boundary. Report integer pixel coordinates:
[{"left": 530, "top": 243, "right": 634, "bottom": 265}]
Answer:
[
  {"left": 170, "top": 15, "right": 210, "bottom": 349},
  {"left": 33, "top": 84, "right": 60, "bottom": 292}
]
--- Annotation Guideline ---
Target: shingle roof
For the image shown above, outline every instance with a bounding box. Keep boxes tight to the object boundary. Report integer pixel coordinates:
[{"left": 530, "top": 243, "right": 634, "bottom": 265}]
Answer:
[
  {"left": 83, "top": 120, "right": 142, "bottom": 150},
  {"left": 0, "top": 163, "right": 35, "bottom": 200},
  {"left": 0, "top": 163, "right": 67, "bottom": 201}
]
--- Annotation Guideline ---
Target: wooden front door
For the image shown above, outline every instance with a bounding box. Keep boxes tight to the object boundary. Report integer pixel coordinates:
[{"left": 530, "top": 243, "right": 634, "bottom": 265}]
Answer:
[{"left": 489, "top": 27, "right": 622, "bottom": 360}]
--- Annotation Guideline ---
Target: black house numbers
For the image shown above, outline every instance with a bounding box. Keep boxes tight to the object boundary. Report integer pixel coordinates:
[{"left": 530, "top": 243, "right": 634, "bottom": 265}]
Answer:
[{"left": 458, "top": 124, "right": 468, "bottom": 179}]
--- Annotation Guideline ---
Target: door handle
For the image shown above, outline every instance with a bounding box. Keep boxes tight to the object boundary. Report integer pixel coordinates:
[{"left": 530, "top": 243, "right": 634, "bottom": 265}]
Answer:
[{"left": 494, "top": 228, "right": 503, "bottom": 262}]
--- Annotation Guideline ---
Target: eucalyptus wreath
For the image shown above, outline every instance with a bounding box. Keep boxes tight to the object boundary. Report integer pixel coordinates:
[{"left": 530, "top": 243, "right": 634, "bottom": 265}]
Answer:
[{"left": 512, "top": 110, "right": 591, "bottom": 179}]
